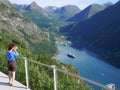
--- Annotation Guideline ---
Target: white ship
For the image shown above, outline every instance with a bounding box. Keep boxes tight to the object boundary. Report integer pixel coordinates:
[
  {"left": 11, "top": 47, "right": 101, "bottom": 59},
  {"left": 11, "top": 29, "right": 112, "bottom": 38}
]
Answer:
[{"left": 67, "top": 53, "right": 76, "bottom": 58}]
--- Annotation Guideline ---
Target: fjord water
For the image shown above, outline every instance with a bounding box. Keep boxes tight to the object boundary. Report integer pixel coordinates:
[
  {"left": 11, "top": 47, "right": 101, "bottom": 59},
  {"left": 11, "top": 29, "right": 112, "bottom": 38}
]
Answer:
[{"left": 55, "top": 44, "right": 120, "bottom": 90}]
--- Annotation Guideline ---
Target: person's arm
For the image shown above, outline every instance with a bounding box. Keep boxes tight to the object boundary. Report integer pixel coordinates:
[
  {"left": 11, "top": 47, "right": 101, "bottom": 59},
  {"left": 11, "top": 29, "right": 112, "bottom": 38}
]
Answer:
[
  {"left": 13, "top": 47, "right": 19, "bottom": 58},
  {"left": 13, "top": 51, "right": 19, "bottom": 58}
]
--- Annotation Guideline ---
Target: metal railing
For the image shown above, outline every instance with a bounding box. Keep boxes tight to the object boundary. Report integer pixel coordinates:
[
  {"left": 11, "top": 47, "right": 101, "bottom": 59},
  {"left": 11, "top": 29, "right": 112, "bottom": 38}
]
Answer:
[{"left": 21, "top": 57, "right": 115, "bottom": 90}]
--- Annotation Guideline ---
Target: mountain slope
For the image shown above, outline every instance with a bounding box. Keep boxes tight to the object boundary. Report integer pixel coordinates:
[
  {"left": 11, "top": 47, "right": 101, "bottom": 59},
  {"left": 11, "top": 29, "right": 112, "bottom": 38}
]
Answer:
[
  {"left": 67, "top": 3, "right": 112, "bottom": 22},
  {"left": 61, "top": 1, "right": 120, "bottom": 68},
  {"left": 45, "top": 5, "right": 81, "bottom": 21},
  {"left": 0, "top": 0, "right": 57, "bottom": 54}
]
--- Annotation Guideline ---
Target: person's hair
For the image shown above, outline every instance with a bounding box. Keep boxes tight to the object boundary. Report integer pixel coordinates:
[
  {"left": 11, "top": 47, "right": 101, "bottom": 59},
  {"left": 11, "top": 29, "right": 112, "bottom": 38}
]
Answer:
[{"left": 8, "top": 43, "right": 15, "bottom": 50}]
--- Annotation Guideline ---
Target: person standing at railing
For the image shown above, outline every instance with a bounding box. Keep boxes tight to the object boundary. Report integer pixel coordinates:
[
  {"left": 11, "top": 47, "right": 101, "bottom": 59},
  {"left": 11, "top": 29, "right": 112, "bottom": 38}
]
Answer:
[{"left": 6, "top": 43, "right": 19, "bottom": 86}]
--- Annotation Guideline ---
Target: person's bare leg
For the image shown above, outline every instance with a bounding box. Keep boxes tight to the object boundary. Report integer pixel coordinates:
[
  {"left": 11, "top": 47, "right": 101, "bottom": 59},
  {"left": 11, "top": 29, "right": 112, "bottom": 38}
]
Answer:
[
  {"left": 11, "top": 71, "right": 15, "bottom": 85},
  {"left": 8, "top": 71, "right": 12, "bottom": 85}
]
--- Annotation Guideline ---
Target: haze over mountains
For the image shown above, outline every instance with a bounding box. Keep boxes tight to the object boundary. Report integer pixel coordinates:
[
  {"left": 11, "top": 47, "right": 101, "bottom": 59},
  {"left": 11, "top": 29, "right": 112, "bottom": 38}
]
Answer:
[{"left": 61, "top": 1, "right": 120, "bottom": 68}]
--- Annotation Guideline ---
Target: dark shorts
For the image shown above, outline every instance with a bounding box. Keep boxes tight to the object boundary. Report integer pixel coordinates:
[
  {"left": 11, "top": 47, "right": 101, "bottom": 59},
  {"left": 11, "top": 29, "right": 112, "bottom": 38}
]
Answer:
[{"left": 8, "top": 61, "right": 17, "bottom": 71}]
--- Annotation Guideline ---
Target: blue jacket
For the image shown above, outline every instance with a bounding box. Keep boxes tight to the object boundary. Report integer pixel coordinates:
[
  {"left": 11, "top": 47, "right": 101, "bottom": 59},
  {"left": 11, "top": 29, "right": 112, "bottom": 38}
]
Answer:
[{"left": 6, "top": 51, "right": 19, "bottom": 61}]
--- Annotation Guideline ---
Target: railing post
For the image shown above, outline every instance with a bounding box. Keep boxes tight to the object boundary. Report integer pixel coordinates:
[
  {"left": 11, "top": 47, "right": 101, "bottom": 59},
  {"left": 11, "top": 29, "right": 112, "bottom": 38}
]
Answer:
[
  {"left": 23, "top": 57, "right": 29, "bottom": 89},
  {"left": 52, "top": 65, "right": 58, "bottom": 90}
]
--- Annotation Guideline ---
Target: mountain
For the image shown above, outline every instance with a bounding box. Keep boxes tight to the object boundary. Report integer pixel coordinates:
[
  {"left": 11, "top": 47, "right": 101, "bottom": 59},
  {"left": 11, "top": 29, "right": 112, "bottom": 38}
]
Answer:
[
  {"left": 25, "top": 1, "right": 49, "bottom": 16},
  {"left": 67, "top": 3, "right": 112, "bottom": 22},
  {"left": 61, "top": 1, "right": 120, "bottom": 68},
  {"left": 0, "top": 0, "right": 57, "bottom": 54},
  {"left": 13, "top": 2, "right": 80, "bottom": 34},
  {"left": 14, "top": 3, "right": 81, "bottom": 22},
  {"left": 13, "top": 2, "right": 54, "bottom": 29},
  {"left": 13, "top": 2, "right": 67, "bottom": 32},
  {"left": 45, "top": 5, "right": 81, "bottom": 21},
  {"left": 14, "top": 2, "right": 44, "bottom": 13}
]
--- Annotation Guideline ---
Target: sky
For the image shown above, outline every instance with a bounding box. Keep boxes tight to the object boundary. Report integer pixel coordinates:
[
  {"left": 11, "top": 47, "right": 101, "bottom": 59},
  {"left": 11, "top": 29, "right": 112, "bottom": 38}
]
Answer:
[{"left": 8, "top": 0, "right": 119, "bottom": 9}]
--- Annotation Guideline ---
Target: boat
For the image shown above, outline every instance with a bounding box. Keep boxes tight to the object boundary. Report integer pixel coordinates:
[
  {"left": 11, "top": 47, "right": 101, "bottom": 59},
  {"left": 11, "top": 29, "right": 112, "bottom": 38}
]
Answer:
[
  {"left": 67, "top": 53, "right": 76, "bottom": 58},
  {"left": 64, "top": 44, "right": 68, "bottom": 47}
]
